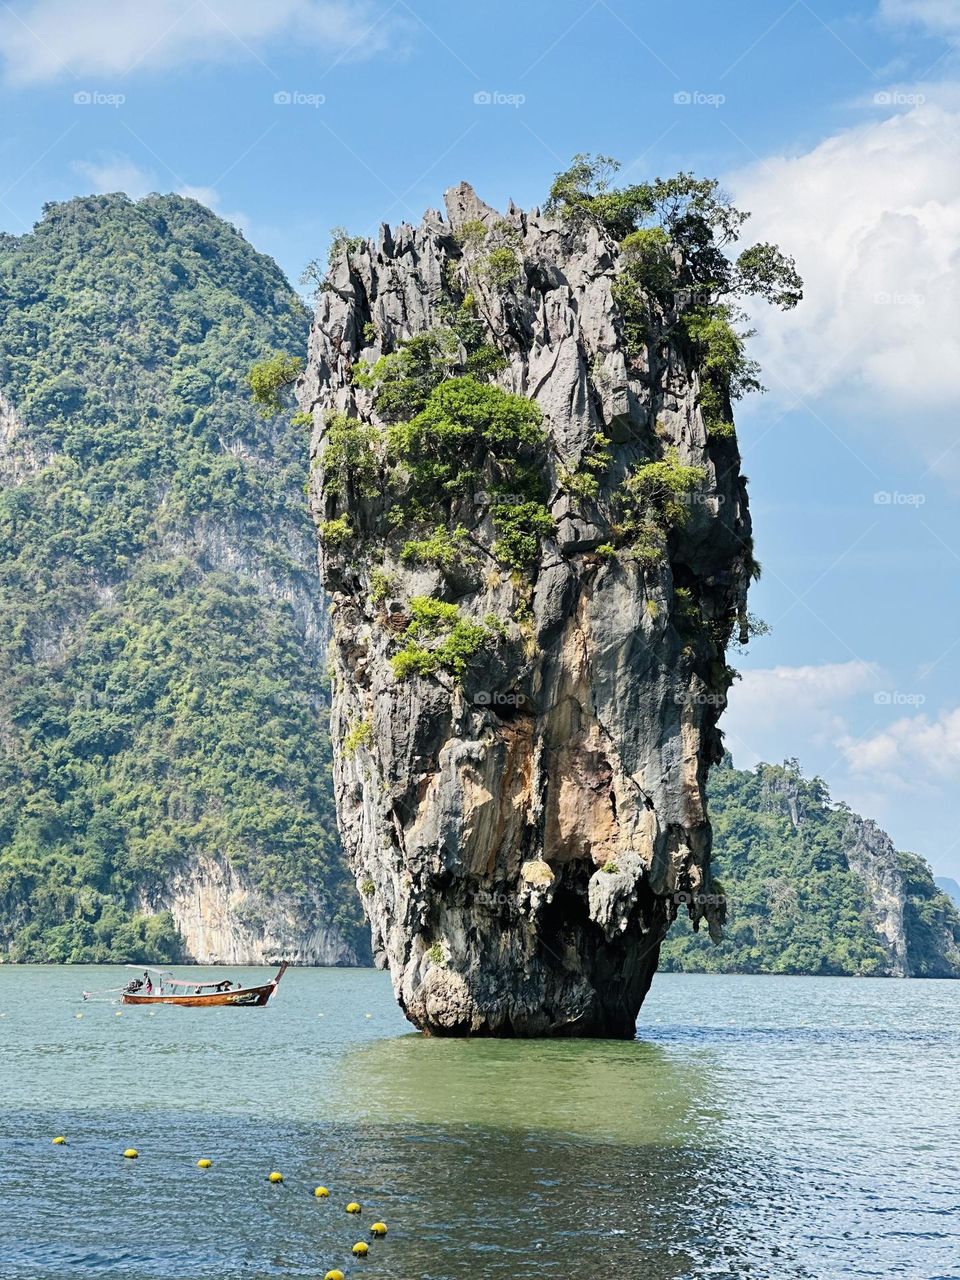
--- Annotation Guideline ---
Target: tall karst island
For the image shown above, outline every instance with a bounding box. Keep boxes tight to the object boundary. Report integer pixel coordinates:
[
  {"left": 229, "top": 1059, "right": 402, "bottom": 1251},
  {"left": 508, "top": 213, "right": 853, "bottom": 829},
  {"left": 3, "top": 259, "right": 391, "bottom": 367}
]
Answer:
[{"left": 299, "top": 160, "right": 802, "bottom": 1036}]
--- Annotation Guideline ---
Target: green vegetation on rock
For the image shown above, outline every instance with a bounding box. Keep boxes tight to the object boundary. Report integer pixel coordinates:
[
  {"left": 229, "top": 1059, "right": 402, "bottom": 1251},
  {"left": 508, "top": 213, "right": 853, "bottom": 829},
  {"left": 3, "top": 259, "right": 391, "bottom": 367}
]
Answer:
[
  {"left": 390, "top": 596, "right": 498, "bottom": 683},
  {"left": 248, "top": 351, "right": 303, "bottom": 417}
]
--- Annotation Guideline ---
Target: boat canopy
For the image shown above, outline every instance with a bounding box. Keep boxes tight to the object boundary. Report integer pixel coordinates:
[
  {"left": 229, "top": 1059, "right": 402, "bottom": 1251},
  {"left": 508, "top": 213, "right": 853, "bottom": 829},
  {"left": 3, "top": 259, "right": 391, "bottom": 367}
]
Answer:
[{"left": 123, "top": 966, "right": 240, "bottom": 990}]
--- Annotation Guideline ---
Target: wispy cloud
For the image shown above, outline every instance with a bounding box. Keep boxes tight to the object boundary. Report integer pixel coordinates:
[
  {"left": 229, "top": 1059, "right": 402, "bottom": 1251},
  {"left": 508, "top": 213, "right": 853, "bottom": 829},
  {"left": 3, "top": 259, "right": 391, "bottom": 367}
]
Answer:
[
  {"left": 0, "top": 0, "right": 397, "bottom": 84},
  {"left": 840, "top": 704, "right": 960, "bottom": 781},
  {"left": 879, "top": 0, "right": 960, "bottom": 35},
  {"left": 71, "top": 155, "right": 156, "bottom": 199}
]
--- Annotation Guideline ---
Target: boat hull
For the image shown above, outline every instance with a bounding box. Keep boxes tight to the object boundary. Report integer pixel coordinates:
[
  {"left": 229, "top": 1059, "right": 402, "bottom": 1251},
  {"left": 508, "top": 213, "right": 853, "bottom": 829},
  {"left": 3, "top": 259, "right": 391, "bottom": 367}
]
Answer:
[
  {"left": 121, "top": 986, "right": 273, "bottom": 1007},
  {"left": 120, "top": 963, "right": 287, "bottom": 1007}
]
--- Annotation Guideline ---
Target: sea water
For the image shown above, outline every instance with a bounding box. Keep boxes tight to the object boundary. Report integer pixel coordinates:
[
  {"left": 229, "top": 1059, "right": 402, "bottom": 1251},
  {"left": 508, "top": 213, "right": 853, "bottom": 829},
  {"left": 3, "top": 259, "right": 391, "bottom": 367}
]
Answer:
[{"left": 0, "top": 966, "right": 957, "bottom": 1279}]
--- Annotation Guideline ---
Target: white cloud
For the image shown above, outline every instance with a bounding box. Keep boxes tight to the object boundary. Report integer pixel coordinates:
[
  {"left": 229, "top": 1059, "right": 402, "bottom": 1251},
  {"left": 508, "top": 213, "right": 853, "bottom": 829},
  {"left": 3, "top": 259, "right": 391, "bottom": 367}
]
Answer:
[
  {"left": 0, "top": 0, "right": 392, "bottom": 84},
  {"left": 840, "top": 704, "right": 960, "bottom": 780},
  {"left": 724, "top": 660, "right": 881, "bottom": 765},
  {"left": 729, "top": 98, "right": 960, "bottom": 468},
  {"left": 879, "top": 0, "right": 960, "bottom": 33},
  {"left": 72, "top": 155, "right": 156, "bottom": 199}
]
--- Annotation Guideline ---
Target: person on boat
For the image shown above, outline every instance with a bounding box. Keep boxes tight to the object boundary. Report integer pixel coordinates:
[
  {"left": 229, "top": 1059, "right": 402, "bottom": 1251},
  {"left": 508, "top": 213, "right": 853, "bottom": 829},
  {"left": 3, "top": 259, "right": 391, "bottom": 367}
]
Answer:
[{"left": 144, "top": 974, "right": 153, "bottom": 995}]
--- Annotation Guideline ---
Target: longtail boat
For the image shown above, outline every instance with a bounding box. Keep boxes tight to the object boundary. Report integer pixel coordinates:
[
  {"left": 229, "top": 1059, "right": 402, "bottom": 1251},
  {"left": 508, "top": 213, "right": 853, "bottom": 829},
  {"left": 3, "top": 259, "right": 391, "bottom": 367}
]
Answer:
[{"left": 118, "top": 961, "right": 288, "bottom": 1007}]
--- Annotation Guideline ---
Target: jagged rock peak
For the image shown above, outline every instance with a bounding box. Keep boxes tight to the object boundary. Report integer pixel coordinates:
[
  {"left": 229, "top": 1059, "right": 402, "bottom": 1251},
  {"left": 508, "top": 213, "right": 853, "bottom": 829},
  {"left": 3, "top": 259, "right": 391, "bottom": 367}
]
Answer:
[{"left": 301, "top": 183, "right": 754, "bottom": 1036}]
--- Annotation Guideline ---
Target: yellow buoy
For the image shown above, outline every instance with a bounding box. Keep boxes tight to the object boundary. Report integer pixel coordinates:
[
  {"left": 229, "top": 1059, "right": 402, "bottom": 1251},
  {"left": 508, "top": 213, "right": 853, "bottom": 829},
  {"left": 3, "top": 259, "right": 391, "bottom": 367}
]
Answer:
[
  {"left": 324, "top": 1271, "right": 345, "bottom": 1280},
  {"left": 115, "top": 1011, "right": 122, "bottom": 1017},
  {"left": 268, "top": 1171, "right": 283, "bottom": 1183},
  {"left": 345, "top": 1201, "right": 361, "bottom": 1214},
  {"left": 122, "top": 1148, "right": 138, "bottom": 1159},
  {"left": 197, "top": 1158, "right": 213, "bottom": 1169},
  {"left": 352, "top": 1241, "right": 369, "bottom": 1257},
  {"left": 370, "top": 1222, "right": 387, "bottom": 1236},
  {"left": 52, "top": 1136, "right": 67, "bottom": 1146},
  {"left": 314, "top": 1185, "right": 330, "bottom": 1198}
]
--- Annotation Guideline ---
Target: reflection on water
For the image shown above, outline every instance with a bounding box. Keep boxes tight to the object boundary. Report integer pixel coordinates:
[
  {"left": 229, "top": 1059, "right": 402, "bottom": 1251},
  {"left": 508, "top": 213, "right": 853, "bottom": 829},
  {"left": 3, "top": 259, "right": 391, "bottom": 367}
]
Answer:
[
  {"left": 0, "top": 967, "right": 958, "bottom": 1278},
  {"left": 335, "top": 1033, "right": 714, "bottom": 1143}
]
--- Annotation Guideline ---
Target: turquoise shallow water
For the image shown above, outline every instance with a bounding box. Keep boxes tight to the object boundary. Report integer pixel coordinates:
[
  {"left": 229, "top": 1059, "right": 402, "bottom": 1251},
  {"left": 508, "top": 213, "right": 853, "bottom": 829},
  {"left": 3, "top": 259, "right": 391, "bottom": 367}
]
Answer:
[{"left": 0, "top": 966, "right": 958, "bottom": 1279}]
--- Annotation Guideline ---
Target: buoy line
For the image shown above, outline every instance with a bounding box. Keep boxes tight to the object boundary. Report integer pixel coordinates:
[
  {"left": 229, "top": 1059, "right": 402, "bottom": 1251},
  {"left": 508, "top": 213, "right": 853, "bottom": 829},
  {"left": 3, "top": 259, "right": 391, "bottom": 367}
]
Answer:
[{"left": 48, "top": 1140, "right": 392, "bottom": 1271}]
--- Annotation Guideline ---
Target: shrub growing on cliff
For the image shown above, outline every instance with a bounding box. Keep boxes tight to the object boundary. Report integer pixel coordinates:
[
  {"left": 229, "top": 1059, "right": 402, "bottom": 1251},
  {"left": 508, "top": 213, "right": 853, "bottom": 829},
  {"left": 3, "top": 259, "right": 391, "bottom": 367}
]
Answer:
[
  {"left": 387, "top": 376, "right": 545, "bottom": 497},
  {"left": 435, "top": 293, "right": 508, "bottom": 378},
  {"left": 545, "top": 153, "right": 650, "bottom": 240},
  {"left": 547, "top": 157, "right": 801, "bottom": 311},
  {"left": 624, "top": 451, "right": 707, "bottom": 526},
  {"left": 608, "top": 450, "right": 706, "bottom": 563},
  {"left": 682, "top": 304, "right": 760, "bottom": 436},
  {"left": 491, "top": 500, "right": 555, "bottom": 571},
  {"left": 342, "top": 718, "right": 373, "bottom": 758},
  {"left": 354, "top": 328, "right": 460, "bottom": 421},
  {"left": 483, "top": 245, "right": 522, "bottom": 291},
  {"left": 387, "top": 377, "right": 555, "bottom": 571},
  {"left": 369, "top": 567, "right": 393, "bottom": 604},
  {"left": 390, "top": 596, "right": 498, "bottom": 682},
  {"left": 317, "top": 516, "right": 353, "bottom": 547},
  {"left": 327, "top": 226, "right": 365, "bottom": 265},
  {"left": 558, "top": 433, "right": 612, "bottom": 501},
  {"left": 248, "top": 351, "right": 303, "bottom": 416},
  {"left": 400, "top": 524, "right": 477, "bottom": 573},
  {"left": 321, "top": 412, "right": 381, "bottom": 498}
]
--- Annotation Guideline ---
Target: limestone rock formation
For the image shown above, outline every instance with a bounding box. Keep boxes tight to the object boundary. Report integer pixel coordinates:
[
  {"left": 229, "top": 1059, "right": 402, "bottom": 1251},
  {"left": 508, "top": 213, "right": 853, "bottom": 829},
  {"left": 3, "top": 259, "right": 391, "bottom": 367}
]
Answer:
[
  {"left": 301, "top": 184, "right": 754, "bottom": 1035},
  {"left": 843, "top": 814, "right": 960, "bottom": 977},
  {"left": 138, "top": 854, "right": 358, "bottom": 966},
  {"left": 841, "top": 815, "right": 910, "bottom": 976}
]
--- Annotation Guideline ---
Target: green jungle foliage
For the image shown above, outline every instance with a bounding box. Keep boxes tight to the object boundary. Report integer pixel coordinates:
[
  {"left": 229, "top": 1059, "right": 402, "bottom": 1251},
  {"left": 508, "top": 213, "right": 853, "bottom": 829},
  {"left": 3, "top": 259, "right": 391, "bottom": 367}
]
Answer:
[
  {"left": 0, "top": 193, "right": 364, "bottom": 962},
  {"left": 661, "top": 758, "right": 960, "bottom": 977}
]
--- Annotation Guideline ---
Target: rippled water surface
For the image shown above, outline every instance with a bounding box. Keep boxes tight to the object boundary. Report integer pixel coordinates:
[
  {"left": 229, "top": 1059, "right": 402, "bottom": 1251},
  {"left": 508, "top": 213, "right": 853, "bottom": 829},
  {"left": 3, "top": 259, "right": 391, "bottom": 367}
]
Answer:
[{"left": 1, "top": 967, "right": 957, "bottom": 1279}]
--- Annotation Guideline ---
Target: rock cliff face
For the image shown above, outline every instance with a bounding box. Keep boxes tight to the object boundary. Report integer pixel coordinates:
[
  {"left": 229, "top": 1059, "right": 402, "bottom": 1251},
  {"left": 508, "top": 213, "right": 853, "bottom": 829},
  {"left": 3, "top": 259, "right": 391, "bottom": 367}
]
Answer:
[
  {"left": 139, "top": 854, "right": 357, "bottom": 966},
  {"left": 301, "top": 184, "right": 753, "bottom": 1035},
  {"left": 842, "top": 815, "right": 960, "bottom": 977},
  {"left": 842, "top": 815, "right": 910, "bottom": 976}
]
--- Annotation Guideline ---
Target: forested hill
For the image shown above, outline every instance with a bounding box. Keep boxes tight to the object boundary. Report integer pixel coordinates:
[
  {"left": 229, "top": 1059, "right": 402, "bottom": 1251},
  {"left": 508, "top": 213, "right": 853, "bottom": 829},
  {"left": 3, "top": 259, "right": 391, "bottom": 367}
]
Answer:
[
  {"left": 0, "top": 193, "right": 365, "bottom": 964},
  {"left": 662, "top": 757, "right": 960, "bottom": 977}
]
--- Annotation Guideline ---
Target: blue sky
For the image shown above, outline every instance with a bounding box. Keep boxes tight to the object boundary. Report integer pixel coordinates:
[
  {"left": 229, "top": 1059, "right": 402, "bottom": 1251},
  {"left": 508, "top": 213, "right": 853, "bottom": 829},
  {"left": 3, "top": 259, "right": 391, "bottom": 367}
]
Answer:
[{"left": 1, "top": 0, "right": 959, "bottom": 873}]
